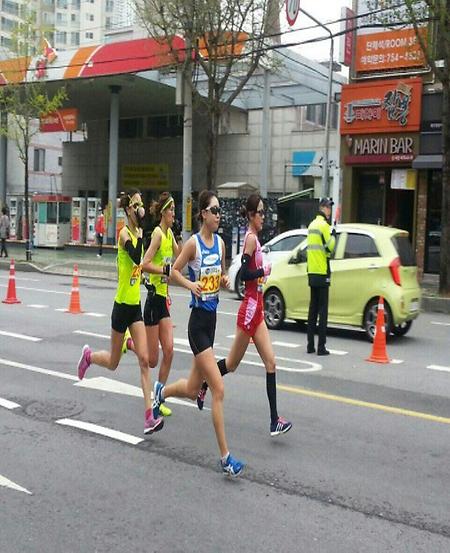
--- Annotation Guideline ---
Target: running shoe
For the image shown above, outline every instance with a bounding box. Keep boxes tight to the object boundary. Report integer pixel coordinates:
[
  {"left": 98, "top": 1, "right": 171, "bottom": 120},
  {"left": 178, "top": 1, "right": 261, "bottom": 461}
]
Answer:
[
  {"left": 221, "top": 453, "right": 245, "bottom": 477},
  {"left": 159, "top": 403, "right": 172, "bottom": 417},
  {"left": 144, "top": 411, "right": 164, "bottom": 435},
  {"left": 197, "top": 384, "right": 207, "bottom": 410},
  {"left": 270, "top": 416, "right": 292, "bottom": 437},
  {"left": 121, "top": 328, "right": 132, "bottom": 355},
  {"left": 77, "top": 344, "right": 92, "bottom": 381},
  {"left": 152, "top": 381, "right": 165, "bottom": 419}
]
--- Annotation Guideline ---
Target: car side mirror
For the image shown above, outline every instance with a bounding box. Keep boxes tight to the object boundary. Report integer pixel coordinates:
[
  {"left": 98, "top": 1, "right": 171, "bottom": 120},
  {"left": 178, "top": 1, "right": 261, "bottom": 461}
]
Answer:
[
  {"left": 262, "top": 245, "right": 270, "bottom": 253},
  {"left": 289, "top": 249, "right": 305, "bottom": 264}
]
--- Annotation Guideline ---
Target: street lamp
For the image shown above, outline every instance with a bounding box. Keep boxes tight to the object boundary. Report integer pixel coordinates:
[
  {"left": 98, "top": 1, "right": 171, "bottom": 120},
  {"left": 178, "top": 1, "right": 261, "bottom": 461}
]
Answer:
[{"left": 299, "top": 8, "right": 334, "bottom": 197}]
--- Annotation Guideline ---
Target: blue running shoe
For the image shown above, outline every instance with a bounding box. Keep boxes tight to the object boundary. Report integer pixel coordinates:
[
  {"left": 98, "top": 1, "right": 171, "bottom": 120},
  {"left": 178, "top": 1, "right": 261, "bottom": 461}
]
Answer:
[
  {"left": 152, "top": 381, "right": 165, "bottom": 419},
  {"left": 270, "top": 416, "right": 292, "bottom": 437},
  {"left": 221, "top": 453, "right": 245, "bottom": 477}
]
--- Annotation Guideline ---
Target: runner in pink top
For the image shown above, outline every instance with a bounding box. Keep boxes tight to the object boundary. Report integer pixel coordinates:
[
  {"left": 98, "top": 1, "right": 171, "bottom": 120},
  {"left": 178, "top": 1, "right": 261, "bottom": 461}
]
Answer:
[{"left": 197, "top": 193, "right": 293, "bottom": 437}]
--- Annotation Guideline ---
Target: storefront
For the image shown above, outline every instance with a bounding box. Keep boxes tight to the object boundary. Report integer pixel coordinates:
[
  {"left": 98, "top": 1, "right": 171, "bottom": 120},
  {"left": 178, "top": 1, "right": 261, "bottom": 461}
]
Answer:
[
  {"left": 340, "top": 77, "right": 423, "bottom": 257},
  {"left": 412, "top": 92, "right": 443, "bottom": 274}
]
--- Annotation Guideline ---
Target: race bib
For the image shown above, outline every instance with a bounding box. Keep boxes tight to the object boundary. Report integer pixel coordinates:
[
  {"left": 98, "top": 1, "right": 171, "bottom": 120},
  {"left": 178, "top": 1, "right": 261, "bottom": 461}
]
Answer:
[
  {"left": 257, "top": 275, "right": 266, "bottom": 293},
  {"left": 130, "top": 264, "right": 141, "bottom": 287},
  {"left": 199, "top": 265, "right": 221, "bottom": 301}
]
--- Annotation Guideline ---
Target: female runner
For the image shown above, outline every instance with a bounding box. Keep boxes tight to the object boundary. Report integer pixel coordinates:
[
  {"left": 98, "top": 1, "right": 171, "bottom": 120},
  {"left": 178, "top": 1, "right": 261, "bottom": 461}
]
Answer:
[
  {"left": 76, "top": 189, "right": 163, "bottom": 435},
  {"left": 140, "top": 192, "right": 181, "bottom": 417},
  {"left": 152, "top": 190, "right": 245, "bottom": 476},
  {"left": 197, "top": 193, "right": 292, "bottom": 437}
]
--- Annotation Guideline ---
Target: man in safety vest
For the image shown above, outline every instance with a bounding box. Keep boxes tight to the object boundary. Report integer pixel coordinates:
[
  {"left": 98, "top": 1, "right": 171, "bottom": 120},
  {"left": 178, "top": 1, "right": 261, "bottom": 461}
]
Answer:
[{"left": 306, "top": 197, "right": 336, "bottom": 356}]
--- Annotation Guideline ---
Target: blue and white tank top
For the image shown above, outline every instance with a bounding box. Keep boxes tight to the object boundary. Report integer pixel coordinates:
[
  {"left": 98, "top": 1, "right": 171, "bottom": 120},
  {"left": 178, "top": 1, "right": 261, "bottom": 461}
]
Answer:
[{"left": 188, "top": 233, "right": 222, "bottom": 312}]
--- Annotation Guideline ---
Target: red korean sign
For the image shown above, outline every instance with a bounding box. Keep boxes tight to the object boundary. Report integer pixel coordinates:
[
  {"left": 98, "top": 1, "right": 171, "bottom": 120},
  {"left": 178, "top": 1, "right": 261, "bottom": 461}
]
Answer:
[{"left": 40, "top": 108, "right": 78, "bottom": 132}]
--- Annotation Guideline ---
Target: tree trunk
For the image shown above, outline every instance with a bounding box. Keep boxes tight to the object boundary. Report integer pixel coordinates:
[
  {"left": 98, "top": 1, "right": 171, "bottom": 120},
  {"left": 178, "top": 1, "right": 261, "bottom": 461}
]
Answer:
[
  {"left": 206, "top": 107, "right": 220, "bottom": 190},
  {"left": 24, "top": 152, "right": 32, "bottom": 261},
  {"left": 440, "top": 79, "right": 450, "bottom": 295}
]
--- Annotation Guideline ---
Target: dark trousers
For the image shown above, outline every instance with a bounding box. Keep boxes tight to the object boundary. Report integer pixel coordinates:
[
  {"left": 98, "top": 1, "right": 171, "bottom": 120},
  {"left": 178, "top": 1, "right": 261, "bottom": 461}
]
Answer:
[
  {"left": 0, "top": 238, "right": 7, "bottom": 257},
  {"left": 96, "top": 233, "right": 103, "bottom": 256},
  {"left": 307, "top": 286, "right": 329, "bottom": 350}
]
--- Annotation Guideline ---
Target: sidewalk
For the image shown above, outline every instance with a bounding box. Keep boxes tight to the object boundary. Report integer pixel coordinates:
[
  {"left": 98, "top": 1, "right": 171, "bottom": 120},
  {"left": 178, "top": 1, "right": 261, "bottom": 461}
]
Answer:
[{"left": 1, "top": 242, "right": 449, "bottom": 314}]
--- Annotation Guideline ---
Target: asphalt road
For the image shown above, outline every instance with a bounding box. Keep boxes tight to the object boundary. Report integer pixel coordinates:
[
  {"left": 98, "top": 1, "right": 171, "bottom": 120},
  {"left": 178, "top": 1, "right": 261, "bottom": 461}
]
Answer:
[{"left": 1, "top": 271, "right": 450, "bottom": 552}]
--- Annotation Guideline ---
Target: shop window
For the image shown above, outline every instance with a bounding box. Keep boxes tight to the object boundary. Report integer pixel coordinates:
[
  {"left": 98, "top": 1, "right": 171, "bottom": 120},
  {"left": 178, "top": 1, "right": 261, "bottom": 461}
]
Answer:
[
  {"left": 344, "top": 233, "right": 379, "bottom": 259},
  {"left": 33, "top": 148, "right": 45, "bottom": 172}
]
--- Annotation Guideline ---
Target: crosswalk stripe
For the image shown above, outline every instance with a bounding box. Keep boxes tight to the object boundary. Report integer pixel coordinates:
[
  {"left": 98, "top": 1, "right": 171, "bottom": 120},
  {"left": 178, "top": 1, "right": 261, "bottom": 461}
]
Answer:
[
  {"left": 0, "top": 474, "right": 32, "bottom": 495},
  {"left": 427, "top": 365, "right": 450, "bottom": 373},
  {"left": 0, "top": 397, "right": 21, "bottom": 409},
  {"left": 272, "top": 341, "right": 300, "bottom": 348}
]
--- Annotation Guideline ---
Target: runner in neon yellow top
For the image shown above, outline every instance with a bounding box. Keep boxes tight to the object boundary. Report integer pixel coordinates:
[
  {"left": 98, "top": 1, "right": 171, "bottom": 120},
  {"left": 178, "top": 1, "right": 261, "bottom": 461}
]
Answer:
[
  {"left": 76, "top": 189, "right": 163, "bottom": 435},
  {"left": 138, "top": 192, "right": 181, "bottom": 416}
]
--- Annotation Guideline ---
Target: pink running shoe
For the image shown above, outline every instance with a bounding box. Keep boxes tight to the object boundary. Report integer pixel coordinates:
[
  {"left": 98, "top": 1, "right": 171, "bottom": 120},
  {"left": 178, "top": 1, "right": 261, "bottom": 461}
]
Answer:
[
  {"left": 196, "top": 383, "right": 208, "bottom": 410},
  {"left": 144, "top": 412, "right": 164, "bottom": 435},
  {"left": 77, "top": 344, "right": 92, "bottom": 380}
]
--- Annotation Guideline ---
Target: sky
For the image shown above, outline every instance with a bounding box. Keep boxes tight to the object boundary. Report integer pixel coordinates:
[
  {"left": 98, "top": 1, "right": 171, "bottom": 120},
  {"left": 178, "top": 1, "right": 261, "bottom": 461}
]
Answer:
[{"left": 280, "top": 0, "right": 353, "bottom": 63}]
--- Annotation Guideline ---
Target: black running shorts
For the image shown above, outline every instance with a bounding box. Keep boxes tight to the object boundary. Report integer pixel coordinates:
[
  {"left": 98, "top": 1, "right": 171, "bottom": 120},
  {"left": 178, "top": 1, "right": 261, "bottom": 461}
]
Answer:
[
  {"left": 111, "top": 301, "right": 143, "bottom": 333},
  {"left": 144, "top": 293, "right": 170, "bottom": 326},
  {"left": 188, "top": 308, "right": 217, "bottom": 356}
]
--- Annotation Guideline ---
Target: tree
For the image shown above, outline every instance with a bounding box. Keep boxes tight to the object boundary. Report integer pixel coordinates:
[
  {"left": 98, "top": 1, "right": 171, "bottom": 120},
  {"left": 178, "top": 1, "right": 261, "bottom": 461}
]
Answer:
[
  {"left": 0, "top": 11, "right": 66, "bottom": 261},
  {"left": 134, "top": 0, "right": 280, "bottom": 189},
  {"left": 398, "top": 0, "right": 450, "bottom": 295}
]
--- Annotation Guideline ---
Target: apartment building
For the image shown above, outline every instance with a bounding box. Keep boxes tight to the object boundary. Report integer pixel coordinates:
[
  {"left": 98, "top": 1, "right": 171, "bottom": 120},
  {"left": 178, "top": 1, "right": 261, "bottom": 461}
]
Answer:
[{"left": 0, "top": 0, "right": 118, "bottom": 50}]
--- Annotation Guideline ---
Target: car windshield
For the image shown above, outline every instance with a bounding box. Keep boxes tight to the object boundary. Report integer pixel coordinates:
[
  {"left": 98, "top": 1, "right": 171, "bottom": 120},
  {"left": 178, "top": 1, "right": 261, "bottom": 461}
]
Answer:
[
  {"left": 270, "top": 234, "right": 305, "bottom": 252},
  {"left": 392, "top": 234, "right": 415, "bottom": 266}
]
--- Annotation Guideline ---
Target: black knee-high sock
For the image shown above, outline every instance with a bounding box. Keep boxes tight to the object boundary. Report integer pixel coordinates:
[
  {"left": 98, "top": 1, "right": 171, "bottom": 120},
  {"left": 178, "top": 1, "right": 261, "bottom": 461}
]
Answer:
[
  {"left": 201, "top": 359, "right": 228, "bottom": 391},
  {"left": 266, "top": 372, "right": 278, "bottom": 424}
]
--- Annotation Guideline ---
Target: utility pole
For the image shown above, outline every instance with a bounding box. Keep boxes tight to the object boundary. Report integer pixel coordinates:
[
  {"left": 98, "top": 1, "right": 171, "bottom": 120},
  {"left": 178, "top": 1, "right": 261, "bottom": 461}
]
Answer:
[
  {"left": 182, "top": 34, "right": 193, "bottom": 243},
  {"left": 299, "top": 8, "right": 334, "bottom": 197}
]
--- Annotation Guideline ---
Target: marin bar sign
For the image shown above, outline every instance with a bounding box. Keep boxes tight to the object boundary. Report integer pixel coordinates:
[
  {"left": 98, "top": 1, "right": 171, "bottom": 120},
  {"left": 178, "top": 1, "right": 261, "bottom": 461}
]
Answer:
[{"left": 344, "top": 134, "right": 418, "bottom": 165}]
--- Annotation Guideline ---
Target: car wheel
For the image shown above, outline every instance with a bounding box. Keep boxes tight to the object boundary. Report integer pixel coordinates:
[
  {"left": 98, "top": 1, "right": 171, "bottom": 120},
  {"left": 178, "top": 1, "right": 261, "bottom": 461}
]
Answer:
[
  {"left": 235, "top": 269, "right": 245, "bottom": 300},
  {"left": 392, "top": 320, "right": 412, "bottom": 336},
  {"left": 264, "top": 288, "right": 285, "bottom": 330},
  {"left": 363, "top": 299, "right": 393, "bottom": 342}
]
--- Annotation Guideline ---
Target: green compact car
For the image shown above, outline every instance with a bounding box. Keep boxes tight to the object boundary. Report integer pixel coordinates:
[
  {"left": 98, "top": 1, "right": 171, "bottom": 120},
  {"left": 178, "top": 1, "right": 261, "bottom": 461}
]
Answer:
[{"left": 263, "top": 224, "right": 421, "bottom": 341}]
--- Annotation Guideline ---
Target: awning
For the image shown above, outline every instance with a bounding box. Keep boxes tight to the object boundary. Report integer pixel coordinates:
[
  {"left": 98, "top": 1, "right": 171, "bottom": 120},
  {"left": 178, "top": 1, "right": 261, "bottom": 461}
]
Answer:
[
  {"left": 412, "top": 154, "right": 443, "bottom": 169},
  {"left": 277, "top": 188, "right": 315, "bottom": 204},
  {"left": 292, "top": 151, "right": 316, "bottom": 176}
]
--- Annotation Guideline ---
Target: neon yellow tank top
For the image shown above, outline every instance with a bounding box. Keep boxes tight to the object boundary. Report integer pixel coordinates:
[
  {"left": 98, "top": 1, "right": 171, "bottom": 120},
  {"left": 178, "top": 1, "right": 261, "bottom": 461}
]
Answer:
[
  {"left": 114, "top": 227, "right": 142, "bottom": 305},
  {"left": 149, "top": 226, "right": 173, "bottom": 297}
]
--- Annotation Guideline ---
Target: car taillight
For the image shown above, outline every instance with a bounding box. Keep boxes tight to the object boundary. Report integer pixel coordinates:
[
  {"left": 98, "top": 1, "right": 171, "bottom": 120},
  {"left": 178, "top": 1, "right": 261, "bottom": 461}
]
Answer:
[{"left": 389, "top": 256, "right": 401, "bottom": 286}]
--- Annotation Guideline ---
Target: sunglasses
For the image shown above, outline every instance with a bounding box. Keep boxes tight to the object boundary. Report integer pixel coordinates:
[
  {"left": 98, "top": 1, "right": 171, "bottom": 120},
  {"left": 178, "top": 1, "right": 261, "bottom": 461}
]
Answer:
[
  {"left": 130, "top": 201, "right": 144, "bottom": 210},
  {"left": 205, "top": 206, "right": 221, "bottom": 216}
]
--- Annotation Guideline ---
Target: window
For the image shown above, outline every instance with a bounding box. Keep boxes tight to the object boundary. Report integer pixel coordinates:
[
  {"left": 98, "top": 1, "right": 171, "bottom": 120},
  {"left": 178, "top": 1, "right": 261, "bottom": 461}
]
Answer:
[
  {"left": 305, "top": 103, "right": 338, "bottom": 129},
  {"left": 118, "top": 117, "right": 143, "bottom": 139},
  {"left": 2, "top": 1, "right": 20, "bottom": 16},
  {"left": 71, "top": 31, "right": 79, "bottom": 45},
  {"left": 270, "top": 235, "right": 305, "bottom": 252},
  {"left": 56, "top": 12, "right": 67, "bottom": 24},
  {"left": 55, "top": 31, "right": 67, "bottom": 44},
  {"left": 33, "top": 148, "right": 45, "bottom": 172},
  {"left": 106, "top": 0, "right": 114, "bottom": 10},
  {"left": 147, "top": 114, "right": 183, "bottom": 138},
  {"left": 56, "top": 0, "right": 68, "bottom": 7},
  {"left": 86, "top": 13, "right": 94, "bottom": 21},
  {"left": 344, "top": 233, "right": 379, "bottom": 259},
  {"left": 392, "top": 235, "right": 415, "bottom": 266},
  {"left": 71, "top": 13, "right": 76, "bottom": 21},
  {"left": 85, "top": 32, "right": 94, "bottom": 39},
  {"left": 58, "top": 156, "right": 62, "bottom": 167}
]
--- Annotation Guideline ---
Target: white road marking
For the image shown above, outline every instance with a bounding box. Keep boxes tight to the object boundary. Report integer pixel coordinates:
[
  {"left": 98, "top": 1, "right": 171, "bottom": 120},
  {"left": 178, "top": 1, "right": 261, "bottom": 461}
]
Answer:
[
  {"left": 74, "top": 330, "right": 109, "bottom": 339},
  {"left": 55, "top": 308, "right": 68, "bottom": 312},
  {"left": 327, "top": 349, "right": 348, "bottom": 356},
  {"left": 27, "top": 304, "right": 49, "bottom": 309},
  {"left": 84, "top": 312, "right": 106, "bottom": 318},
  {"left": 55, "top": 418, "right": 144, "bottom": 445},
  {"left": 74, "top": 376, "right": 207, "bottom": 410},
  {"left": 0, "top": 275, "right": 39, "bottom": 282},
  {"left": 391, "top": 359, "right": 404, "bottom": 365},
  {"left": 0, "top": 397, "right": 20, "bottom": 409},
  {"left": 0, "top": 284, "right": 70, "bottom": 295},
  {"left": 0, "top": 330, "right": 42, "bottom": 342},
  {"left": 173, "top": 337, "right": 190, "bottom": 347},
  {"left": 431, "top": 321, "right": 450, "bottom": 327},
  {"left": 0, "top": 474, "right": 32, "bottom": 495},
  {"left": 0, "top": 358, "right": 78, "bottom": 381},
  {"left": 427, "top": 365, "right": 450, "bottom": 373},
  {"left": 216, "top": 310, "right": 237, "bottom": 316},
  {"left": 272, "top": 341, "right": 300, "bottom": 348}
]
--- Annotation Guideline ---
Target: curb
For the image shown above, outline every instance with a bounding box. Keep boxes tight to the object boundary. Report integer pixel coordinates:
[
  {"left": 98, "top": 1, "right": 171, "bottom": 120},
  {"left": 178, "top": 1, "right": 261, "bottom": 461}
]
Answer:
[{"left": 421, "top": 295, "right": 450, "bottom": 315}]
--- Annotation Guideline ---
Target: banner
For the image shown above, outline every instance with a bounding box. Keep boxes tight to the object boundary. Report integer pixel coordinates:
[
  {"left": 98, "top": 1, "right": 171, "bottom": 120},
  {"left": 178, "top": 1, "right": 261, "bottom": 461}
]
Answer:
[
  {"left": 122, "top": 164, "right": 169, "bottom": 190},
  {"left": 40, "top": 108, "right": 78, "bottom": 132}
]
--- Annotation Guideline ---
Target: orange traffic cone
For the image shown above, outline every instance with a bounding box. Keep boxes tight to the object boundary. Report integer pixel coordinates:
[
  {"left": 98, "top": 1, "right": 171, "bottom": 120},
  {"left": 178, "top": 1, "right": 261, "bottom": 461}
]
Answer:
[
  {"left": 366, "top": 296, "right": 390, "bottom": 364},
  {"left": 66, "top": 264, "right": 83, "bottom": 314},
  {"left": 2, "top": 258, "right": 21, "bottom": 304}
]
